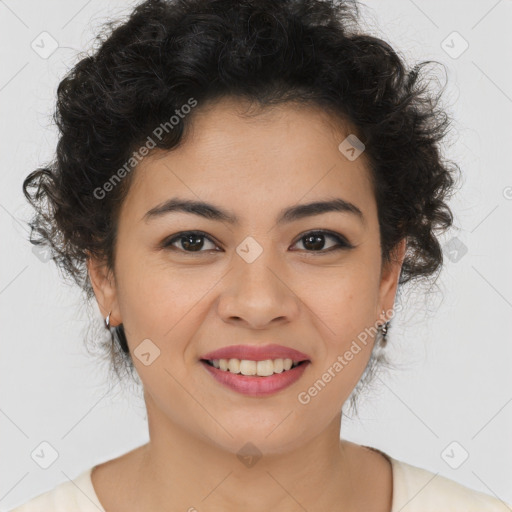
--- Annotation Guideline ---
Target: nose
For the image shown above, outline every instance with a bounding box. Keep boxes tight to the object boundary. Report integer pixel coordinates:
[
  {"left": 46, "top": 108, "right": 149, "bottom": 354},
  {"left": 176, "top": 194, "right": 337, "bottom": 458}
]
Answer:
[{"left": 216, "top": 253, "right": 300, "bottom": 330}]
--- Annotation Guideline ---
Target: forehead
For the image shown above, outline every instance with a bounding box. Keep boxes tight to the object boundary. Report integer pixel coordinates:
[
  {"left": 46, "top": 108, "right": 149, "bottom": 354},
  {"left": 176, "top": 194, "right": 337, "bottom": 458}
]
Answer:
[{"left": 120, "top": 97, "right": 376, "bottom": 227}]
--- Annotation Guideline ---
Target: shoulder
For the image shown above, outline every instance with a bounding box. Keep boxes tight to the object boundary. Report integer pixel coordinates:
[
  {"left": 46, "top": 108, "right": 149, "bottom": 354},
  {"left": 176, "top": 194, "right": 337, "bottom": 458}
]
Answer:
[
  {"left": 8, "top": 467, "right": 104, "bottom": 512},
  {"left": 389, "top": 456, "right": 511, "bottom": 511}
]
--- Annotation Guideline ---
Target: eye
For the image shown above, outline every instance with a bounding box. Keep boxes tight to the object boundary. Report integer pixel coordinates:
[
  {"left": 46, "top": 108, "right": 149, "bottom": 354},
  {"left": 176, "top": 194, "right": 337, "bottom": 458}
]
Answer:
[
  {"left": 163, "top": 231, "right": 220, "bottom": 253},
  {"left": 162, "top": 229, "right": 353, "bottom": 254},
  {"left": 290, "top": 230, "right": 353, "bottom": 253}
]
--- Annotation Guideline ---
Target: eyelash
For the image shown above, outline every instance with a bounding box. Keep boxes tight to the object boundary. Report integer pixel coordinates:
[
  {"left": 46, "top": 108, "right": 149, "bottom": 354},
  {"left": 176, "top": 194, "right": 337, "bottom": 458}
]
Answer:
[{"left": 162, "top": 230, "right": 354, "bottom": 255}]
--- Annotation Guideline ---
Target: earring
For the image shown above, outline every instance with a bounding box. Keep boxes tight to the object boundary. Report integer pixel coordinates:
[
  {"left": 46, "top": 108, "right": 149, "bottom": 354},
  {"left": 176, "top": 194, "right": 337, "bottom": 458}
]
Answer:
[
  {"left": 378, "top": 310, "right": 390, "bottom": 343},
  {"left": 105, "top": 311, "right": 111, "bottom": 329}
]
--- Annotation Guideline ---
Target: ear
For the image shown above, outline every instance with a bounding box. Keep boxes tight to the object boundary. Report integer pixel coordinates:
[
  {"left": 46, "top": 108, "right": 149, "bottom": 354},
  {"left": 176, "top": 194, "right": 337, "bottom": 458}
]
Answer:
[
  {"left": 86, "top": 251, "right": 122, "bottom": 327},
  {"left": 376, "top": 238, "right": 406, "bottom": 323}
]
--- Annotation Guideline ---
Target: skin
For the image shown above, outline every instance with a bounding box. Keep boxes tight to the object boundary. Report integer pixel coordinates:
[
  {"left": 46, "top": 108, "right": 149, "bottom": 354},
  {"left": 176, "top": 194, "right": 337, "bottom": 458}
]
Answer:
[{"left": 88, "top": 96, "right": 406, "bottom": 512}]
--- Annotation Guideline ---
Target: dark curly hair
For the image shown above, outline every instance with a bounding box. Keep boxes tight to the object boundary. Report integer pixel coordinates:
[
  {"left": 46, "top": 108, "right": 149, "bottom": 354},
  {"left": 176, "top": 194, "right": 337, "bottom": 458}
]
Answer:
[{"left": 22, "top": 0, "right": 461, "bottom": 404}]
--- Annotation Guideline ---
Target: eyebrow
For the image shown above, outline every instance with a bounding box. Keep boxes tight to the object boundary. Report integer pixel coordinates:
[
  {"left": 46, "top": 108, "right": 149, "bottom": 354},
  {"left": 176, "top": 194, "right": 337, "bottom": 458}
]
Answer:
[{"left": 142, "top": 197, "right": 365, "bottom": 225}]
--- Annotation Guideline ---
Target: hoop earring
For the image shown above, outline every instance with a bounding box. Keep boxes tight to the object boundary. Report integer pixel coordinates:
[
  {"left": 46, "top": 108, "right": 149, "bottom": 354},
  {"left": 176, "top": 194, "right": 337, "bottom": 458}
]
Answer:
[{"left": 105, "top": 311, "right": 111, "bottom": 329}]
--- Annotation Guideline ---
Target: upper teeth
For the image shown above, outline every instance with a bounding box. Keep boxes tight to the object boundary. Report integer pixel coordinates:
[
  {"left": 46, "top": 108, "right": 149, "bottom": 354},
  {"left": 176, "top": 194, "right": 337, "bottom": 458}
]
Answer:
[{"left": 210, "top": 358, "right": 300, "bottom": 376}]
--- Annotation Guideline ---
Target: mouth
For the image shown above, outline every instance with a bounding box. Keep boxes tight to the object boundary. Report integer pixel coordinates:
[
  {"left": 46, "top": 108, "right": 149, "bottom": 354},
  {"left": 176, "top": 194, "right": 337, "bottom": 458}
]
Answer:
[
  {"left": 198, "top": 344, "right": 311, "bottom": 396},
  {"left": 199, "top": 357, "right": 311, "bottom": 397}
]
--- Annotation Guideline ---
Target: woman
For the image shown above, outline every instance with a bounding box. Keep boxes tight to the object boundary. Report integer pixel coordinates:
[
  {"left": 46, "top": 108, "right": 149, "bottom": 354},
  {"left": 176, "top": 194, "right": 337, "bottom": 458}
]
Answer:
[{"left": 12, "top": 0, "right": 510, "bottom": 510}]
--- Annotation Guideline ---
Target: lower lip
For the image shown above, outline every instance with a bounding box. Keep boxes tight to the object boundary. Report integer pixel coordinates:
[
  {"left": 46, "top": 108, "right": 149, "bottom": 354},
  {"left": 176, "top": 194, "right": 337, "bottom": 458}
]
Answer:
[{"left": 200, "top": 360, "right": 310, "bottom": 397}]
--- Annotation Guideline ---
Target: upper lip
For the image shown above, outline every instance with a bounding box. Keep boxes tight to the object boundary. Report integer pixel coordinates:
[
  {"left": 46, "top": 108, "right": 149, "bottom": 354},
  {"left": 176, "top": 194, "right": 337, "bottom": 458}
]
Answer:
[{"left": 200, "top": 344, "right": 311, "bottom": 362}]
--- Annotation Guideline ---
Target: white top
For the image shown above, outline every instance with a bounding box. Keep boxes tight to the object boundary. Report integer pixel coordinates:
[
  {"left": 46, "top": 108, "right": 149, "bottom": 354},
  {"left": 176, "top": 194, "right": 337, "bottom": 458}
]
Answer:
[{"left": 8, "top": 452, "right": 511, "bottom": 511}]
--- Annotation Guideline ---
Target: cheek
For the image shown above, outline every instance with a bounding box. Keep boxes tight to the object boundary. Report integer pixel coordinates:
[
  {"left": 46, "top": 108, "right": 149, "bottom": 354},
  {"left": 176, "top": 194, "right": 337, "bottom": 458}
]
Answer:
[
  {"left": 302, "top": 264, "right": 380, "bottom": 340},
  {"left": 296, "top": 263, "right": 379, "bottom": 394},
  {"left": 115, "top": 252, "right": 224, "bottom": 366},
  {"left": 297, "top": 280, "right": 377, "bottom": 415}
]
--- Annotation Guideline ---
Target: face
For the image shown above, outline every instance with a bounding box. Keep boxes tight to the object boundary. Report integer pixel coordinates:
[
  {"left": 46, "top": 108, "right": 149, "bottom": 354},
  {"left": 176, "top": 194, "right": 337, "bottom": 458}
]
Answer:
[{"left": 88, "top": 97, "right": 405, "bottom": 456}]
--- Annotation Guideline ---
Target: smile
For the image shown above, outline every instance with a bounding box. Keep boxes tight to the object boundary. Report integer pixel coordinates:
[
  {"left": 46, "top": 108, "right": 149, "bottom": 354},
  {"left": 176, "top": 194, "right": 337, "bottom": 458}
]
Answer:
[
  {"left": 204, "top": 357, "right": 303, "bottom": 376},
  {"left": 200, "top": 359, "right": 310, "bottom": 396}
]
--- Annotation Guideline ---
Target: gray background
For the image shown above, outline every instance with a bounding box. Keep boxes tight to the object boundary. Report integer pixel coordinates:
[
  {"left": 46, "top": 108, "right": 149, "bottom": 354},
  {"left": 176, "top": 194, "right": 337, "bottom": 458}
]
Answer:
[{"left": 1, "top": 0, "right": 511, "bottom": 509}]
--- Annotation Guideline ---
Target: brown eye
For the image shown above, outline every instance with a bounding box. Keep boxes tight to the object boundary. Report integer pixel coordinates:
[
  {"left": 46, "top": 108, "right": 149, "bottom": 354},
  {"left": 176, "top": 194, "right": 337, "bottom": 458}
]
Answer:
[
  {"left": 163, "top": 231, "right": 219, "bottom": 253},
  {"left": 291, "top": 230, "right": 353, "bottom": 253}
]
